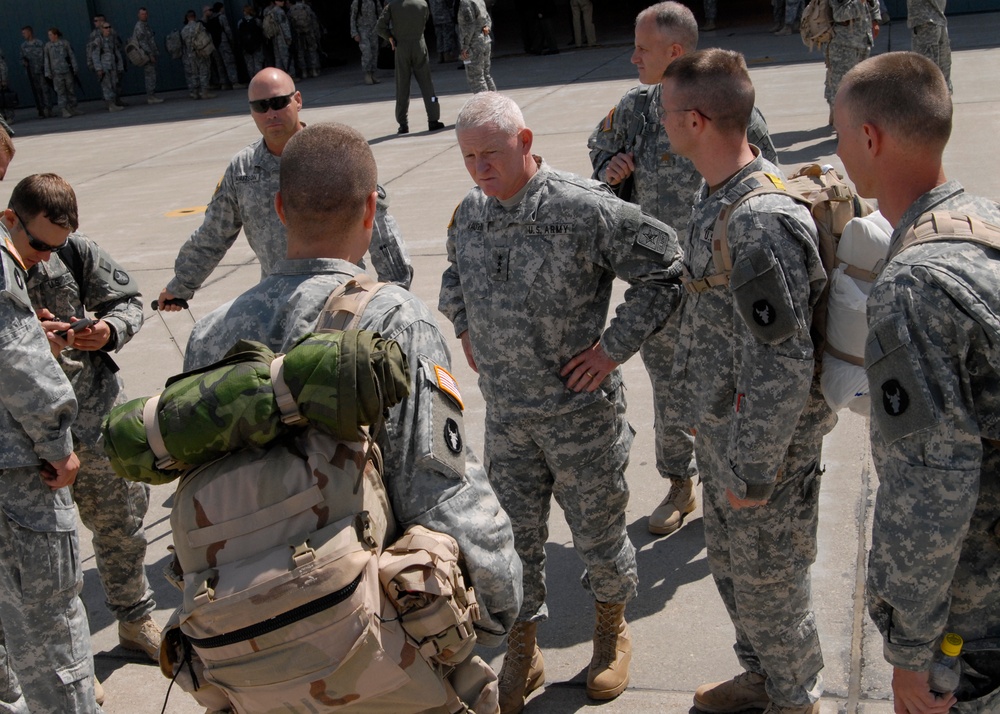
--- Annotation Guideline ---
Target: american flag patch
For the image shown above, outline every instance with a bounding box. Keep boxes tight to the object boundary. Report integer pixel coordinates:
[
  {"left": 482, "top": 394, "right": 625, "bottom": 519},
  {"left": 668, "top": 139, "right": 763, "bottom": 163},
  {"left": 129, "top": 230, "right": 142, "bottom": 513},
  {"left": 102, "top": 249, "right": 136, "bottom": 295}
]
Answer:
[
  {"left": 600, "top": 107, "right": 615, "bottom": 132},
  {"left": 434, "top": 365, "right": 465, "bottom": 410}
]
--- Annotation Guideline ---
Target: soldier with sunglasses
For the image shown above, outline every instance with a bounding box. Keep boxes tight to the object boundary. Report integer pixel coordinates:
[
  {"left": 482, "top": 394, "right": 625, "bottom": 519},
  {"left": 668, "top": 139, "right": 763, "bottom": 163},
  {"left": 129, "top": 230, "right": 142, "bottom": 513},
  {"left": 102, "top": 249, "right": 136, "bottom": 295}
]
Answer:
[{"left": 157, "top": 68, "right": 412, "bottom": 312}]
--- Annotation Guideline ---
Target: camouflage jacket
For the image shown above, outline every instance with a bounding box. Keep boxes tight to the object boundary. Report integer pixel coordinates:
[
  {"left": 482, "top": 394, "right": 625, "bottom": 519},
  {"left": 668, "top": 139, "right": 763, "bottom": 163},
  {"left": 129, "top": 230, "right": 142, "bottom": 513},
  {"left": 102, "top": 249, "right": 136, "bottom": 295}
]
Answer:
[
  {"left": 27, "top": 233, "right": 143, "bottom": 447},
  {"left": 91, "top": 34, "right": 124, "bottom": 73},
  {"left": 183, "top": 258, "right": 522, "bottom": 644},
  {"left": 588, "top": 82, "right": 778, "bottom": 234},
  {"left": 351, "top": 0, "right": 385, "bottom": 36},
  {"left": 865, "top": 181, "right": 1000, "bottom": 671},
  {"left": 43, "top": 38, "right": 78, "bottom": 78},
  {"left": 439, "top": 157, "right": 683, "bottom": 421},
  {"left": 264, "top": 5, "right": 293, "bottom": 43},
  {"left": 168, "top": 137, "right": 411, "bottom": 299},
  {"left": 670, "top": 154, "right": 833, "bottom": 500},
  {"left": 132, "top": 19, "right": 159, "bottom": 58},
  {"left": 288, "top": 2, "right": 320, "bottom": 36},
  {"left": 20, "top": 38, "right": 46, "bottom": 74},
  {"left": 906, "top": 0, "right": 947, "bottom": 27},
  {"left": 457, "top": 0, "right": 491, "bottom": 54},
  {"left": 0, "top": 227, "right": 78, "bottom": 468}
]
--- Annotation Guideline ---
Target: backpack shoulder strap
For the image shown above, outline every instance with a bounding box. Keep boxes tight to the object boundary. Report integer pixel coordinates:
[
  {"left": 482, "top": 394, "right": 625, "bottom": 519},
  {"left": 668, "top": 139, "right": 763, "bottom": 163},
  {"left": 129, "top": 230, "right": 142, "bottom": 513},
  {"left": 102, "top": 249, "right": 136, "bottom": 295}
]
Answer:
[
  {"left": 624, "top": 86, "right": 653, "bottom": 153},
  {"left": 893, "top": 211, "right": 1000, "bottom": 262},
  {"left": 315, "top": 272, "right": 387, "bottom": 332}
]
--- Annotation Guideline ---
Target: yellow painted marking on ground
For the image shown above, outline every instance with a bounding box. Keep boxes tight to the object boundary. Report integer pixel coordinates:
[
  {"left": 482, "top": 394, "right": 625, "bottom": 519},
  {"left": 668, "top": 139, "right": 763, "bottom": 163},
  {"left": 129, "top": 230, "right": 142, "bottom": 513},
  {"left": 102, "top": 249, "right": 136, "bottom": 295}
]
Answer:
[{"left": 165, "top": 206, "right": 208, "bottom": 218}]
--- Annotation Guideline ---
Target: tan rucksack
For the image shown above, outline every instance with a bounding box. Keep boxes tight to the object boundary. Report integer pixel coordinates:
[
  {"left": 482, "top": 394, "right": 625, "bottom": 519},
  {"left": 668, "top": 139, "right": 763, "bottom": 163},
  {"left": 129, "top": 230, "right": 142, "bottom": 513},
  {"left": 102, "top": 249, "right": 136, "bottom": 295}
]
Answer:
[{"left": 800, "top": 0, "right": 835, "bottom": 50}]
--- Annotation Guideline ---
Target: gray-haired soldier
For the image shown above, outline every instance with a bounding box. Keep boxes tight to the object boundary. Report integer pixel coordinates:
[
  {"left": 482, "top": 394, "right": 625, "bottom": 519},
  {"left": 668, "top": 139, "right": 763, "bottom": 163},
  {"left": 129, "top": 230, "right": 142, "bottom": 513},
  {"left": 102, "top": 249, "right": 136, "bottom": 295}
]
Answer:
[
  {"left": 834, "top": 52, "right": 1000, "bottom": 714},
  {"left": 157, "top": 68, "right": 412, "bottom": 312},
  {"left": 183, "top": 122, "right": 522, "bottom": 712},
  {"left": 0, "top": 174, "right": 101, "bottom": 713},
  {"left": 659, "top": 50, "right": 834, "bottom": 714},
  {"left": 588, "top": 1, "right": 778, "bottom": 538},
  {"left": 440, "top": 91, "right": 683, "bottom": 712}
]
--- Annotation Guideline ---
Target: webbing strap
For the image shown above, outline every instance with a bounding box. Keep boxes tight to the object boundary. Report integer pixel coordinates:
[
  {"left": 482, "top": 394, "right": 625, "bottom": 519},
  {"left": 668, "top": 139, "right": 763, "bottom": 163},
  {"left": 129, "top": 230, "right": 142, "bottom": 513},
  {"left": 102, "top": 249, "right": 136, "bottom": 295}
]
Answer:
[
  {"left": 842, "top": 260, "right": 884, "bottom": 282},
  {"left": 895, "top": 211, "right": 1000, "bottom": 261},
  {"left": 825, "top": 343, "right": 865, "bottom": 367},
  {"left": 186, "top": 485, "right": 325, "bottom": 548},
  {"left": 315, "top": 273, "right": 386, "bottom": 333},
  {"left": 142, "top": 395, "right": 177, "bottom": 470},
  {"left": 269, "top": 354, "right": 306, "bottom": 426}
]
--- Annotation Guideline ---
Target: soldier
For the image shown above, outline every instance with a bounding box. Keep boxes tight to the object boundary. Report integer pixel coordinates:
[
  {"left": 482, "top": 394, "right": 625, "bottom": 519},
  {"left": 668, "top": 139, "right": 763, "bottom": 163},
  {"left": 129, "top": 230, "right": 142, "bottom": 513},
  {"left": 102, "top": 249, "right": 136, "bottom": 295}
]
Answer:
[
  {"left": 774, "top": 0, "right": 803, "bottom": 34},
  {"left": 238, "top": 5, "right": 266, "bottom": 78},
  {"left": 907, "top": 0, "right": 952, "bottom": 92},
  {"left": 351, "top": 0, "right": 385, "bottom": 85},
  {"left": 570, "top": 0, "right": 597, "bottom": 47},
  {"left": 157, "top": 68, "right": 412, "bottom": 313},
  {"left": 833, "top": 52, "right": 1000, "bottom": 714},
  {"left": 132, "top": 8, "right": 164, "bottom": 104},
  {"left": 20, "top": 27, "right": 54, "bottom": 119},
  {"left": 86, "top": 15, "right": 125, "bottom": 107},
  {"left": 428, "top": 0, "right": 459, "bottom": 62},
  {"left": 263, "top": 0, "right": 294, "bottom": 75},
  {"left": 588, "top": 1, "right": 778, "bottom": 538},
  {"left": 204, "top": 3, "right": 242, "bottom": 90},
  {"left": 823, "top": 0, "right": 880, "bottom": 125},
  {"left": 439, "top": 92, "right": 683, "bottom": 712},
  {"left": 658, "top": 49, "right": 834, "bottom": 714},
  {"left": 457, "top": 0, "right": 495, "bottom": 93},
  {"left": 0, "top": 127, "right": 12, "bottom": 180},
  {"left": 91, "top": 22, "right": 125, "bottom": 113},
  {"left": 288, "top": 0, "right": 322, "bottom": 78},
  {"left": 43, "top": 28, "right": 82, "bottom": 119},
  {"left": 182, "top": 121, "right": 522, "bottom": 712},
  {"left": 377, "top": 0, "right": 445, "bottom": 134},
  {"left": 0, "top": 173, "right": 100, "bottom": 713},
  {"left": 180, "top": 10, "right": 215, "bottom": 100}
]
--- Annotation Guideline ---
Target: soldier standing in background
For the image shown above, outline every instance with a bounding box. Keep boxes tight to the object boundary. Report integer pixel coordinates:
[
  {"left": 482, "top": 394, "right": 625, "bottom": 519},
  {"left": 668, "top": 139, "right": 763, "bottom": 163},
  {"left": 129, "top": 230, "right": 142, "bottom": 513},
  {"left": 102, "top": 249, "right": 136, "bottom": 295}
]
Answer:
[
  {"left": 20, "top": 27, "right": 54, "bottom": 118},
  {"left": 570, "top": 0, "right": 597, "bottom": 47},
  {"left": 834, "top": 51, "right": 1000, "bottom": 714},
  {"left": 44, "top": 28, "right": 82, "bottom": 118},
  {"left": 263, "top": 0, "right": 295, "bottom": 75},
  {"left": 91, "top": 23, "right": 125, "bottom": 113},
  {"left": 588, "top": 1, "right": 778, "bottom": 538},
  {"left": 429, "top": 0, "right": 459, "bottom": 62},
  {"left": 132, "top": 8, "right": 164, "bottom": 104},
  {"left": 204, "top": 3, "right": 242, "bottom": 90},
  {"left": 351, "top": 0, "right": 385, "bottom": 85},
  {"left": 238, "top": 5, "right": 266, "bottom": 78},
  {"left": 288, "top": 0, "right": 322, "bottom": 78},
  {"left": 457, "top": 0, "right": 495, "bottom": 93},
  {"left": 907, "top": 0, "right": 952, "bottom": 91},
  {"left": 823, "top": 0, "right": 880, "bottom": 125},
  {"left": 658, "top": 49, "right": 834, "bottom": 714},
  {"left": 440, "top": 91, "right": 683, "bottom": 713},
  {"left": 181, "top": 10, "right": 216, "bottom": 100}
]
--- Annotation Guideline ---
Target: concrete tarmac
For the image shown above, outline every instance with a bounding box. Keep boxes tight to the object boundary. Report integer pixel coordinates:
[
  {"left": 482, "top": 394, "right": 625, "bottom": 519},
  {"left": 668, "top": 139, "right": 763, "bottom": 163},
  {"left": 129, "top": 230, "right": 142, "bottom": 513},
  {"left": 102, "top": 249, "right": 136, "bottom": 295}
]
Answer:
[{"left": 4, "top": 11, "right": 998, "bottom": 714}]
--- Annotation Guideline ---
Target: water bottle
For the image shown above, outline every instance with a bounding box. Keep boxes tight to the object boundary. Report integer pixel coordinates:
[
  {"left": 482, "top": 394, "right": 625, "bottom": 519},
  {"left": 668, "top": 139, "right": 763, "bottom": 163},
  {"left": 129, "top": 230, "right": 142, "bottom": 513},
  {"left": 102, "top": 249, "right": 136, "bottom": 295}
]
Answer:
[{"left": 927, "top": 632, "right": 963, "bottom": 697}]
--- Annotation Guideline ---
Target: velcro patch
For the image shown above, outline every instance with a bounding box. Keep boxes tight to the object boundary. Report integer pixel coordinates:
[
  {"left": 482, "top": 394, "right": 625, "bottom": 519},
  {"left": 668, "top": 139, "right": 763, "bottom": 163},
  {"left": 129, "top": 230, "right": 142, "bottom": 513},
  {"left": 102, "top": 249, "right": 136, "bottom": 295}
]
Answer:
[
  {"left": 600, "top": 107, "right": 615, "bottom": 132},
  {"left": 763, "top": 173, "right": 786, "bottom": 191},
  {"left": 434, "top": 365, "right": 464, "bottom": 410},
  {"left": 635, "top": 224, "right": 668, "bottom": 255}
]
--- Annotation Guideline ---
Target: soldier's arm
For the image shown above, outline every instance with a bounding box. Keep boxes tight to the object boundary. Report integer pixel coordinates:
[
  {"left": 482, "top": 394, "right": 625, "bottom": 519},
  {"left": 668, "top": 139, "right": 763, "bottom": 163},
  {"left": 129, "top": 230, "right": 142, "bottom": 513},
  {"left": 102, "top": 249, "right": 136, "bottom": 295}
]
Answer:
[
  {"left": 349, "top": 0, "right": 361, "bottom": 38},
  {"left": 438, "top": 207, "right": 470, "bottom": 338},
  {"left": 748, "top": 106, "right": 780, "bottom": 166},
  {"left": 456, "top": 3, "right": 474, "bottom": 53},
  {"left": 865, "top": 270, "right": 983, "bottom": 673},
  {"left": 587, "top": 91, "right": 634, "bottom": 184},
  {"left": 375, "top": 3, "right": 393, "bottom": 43},
  {"left": 71, "top": 235, "right": 144, "bottom": 351},
  {"left": 369, "top": 193, "right": 414, "bottom": 289}
]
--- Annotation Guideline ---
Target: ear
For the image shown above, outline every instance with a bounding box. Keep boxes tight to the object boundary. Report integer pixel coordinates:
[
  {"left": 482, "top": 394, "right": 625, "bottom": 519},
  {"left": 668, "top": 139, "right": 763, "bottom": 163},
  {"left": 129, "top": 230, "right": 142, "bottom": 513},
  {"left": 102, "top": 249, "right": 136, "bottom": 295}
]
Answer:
[
  {"left": 0, "top": 208, "right": 14, "bottom": 230},
  {"left": 518, "top": 127, "right": 533, "bottom": 156},
  {"left": 274, "top": 191, "right": 287, "bottom": 226},
  {"left": 362, "top": 190, "right": 378, "bottom": 230},
  {"left": 861, "top": 122, "right": 881, "bottom": 156},
  {"left": 669, "top": 43, "right": 684, "bottom": 60}
]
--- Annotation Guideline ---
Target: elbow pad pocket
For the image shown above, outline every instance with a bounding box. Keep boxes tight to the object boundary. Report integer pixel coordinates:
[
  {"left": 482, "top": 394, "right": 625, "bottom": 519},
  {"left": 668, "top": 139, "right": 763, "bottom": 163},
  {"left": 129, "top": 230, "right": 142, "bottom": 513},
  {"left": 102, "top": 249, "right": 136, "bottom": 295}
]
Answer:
[
  {"left": 413, "top": 354, "right": 467, "bottom": 481},
  {"left": 730, "top": 246, "right": 802, "bottom": 345}
]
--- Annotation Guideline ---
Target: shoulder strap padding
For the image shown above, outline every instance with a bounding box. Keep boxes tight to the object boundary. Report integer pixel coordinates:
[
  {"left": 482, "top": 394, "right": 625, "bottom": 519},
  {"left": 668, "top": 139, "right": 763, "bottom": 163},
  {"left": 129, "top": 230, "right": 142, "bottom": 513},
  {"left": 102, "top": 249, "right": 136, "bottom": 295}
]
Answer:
[
  {"left": 894, "top": 211, "right": 1000, "bottom": 261},
  {"left": 315, "top": 273, "right": 386, "bottom": 332}
]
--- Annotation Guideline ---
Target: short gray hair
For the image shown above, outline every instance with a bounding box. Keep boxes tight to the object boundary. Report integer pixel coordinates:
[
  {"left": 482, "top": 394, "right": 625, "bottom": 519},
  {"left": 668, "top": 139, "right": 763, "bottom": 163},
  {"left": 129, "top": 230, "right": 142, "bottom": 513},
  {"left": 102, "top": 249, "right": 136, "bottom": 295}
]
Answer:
[
  {"left": 637, "top": 2, "right": 699, "bottom": 53},
  {"left": 456, "top": 92, "right": 526, "bottom": 136}
]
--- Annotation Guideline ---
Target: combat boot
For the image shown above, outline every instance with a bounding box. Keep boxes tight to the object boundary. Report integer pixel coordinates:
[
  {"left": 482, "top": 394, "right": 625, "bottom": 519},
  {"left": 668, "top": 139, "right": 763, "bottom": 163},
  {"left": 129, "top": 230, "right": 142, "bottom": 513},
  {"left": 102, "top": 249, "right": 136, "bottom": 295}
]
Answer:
[
  {"left": 694, "top": 671, "right": 769, "bottom": 713},
  {"left": 648, "top": 476, "right": 697, "bottom": 535},
  {"left": 108, "top": 101, "right": 124, "bottom": 113},
  {"left": 364, "top": 71, "right": 375, "bottom": 85},
  {"left": 61, "top": 108, "right": 73, "bottom": 118},
  {"left": 94, "top": 676, "right": 105, "bottom": 706},
  {"left": 119, "top": 614, "right": 162, "bottom": 663},
  {"left": 498, "top": 621, "right": 545, "bottom": 714},
  {"left": 763, "top": 702, "right": 820, "bottom": 714},
  {"left": 200, "top": 90, "right": 217, "bottom": 100},
  {"left": 586, "top": 601, "right": 630, "bottom": 700}
]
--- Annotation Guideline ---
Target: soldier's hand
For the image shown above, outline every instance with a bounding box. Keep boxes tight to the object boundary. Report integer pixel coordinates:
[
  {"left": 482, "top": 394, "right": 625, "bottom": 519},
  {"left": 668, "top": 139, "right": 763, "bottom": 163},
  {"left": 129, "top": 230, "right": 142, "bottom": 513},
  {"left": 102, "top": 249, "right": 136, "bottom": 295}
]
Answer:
[
  {"left": 97, "top": 70, "right": 104, "bottom": 78},
  {"left": 891, "top": 667, "right": 955, "bottom": 714},
  {"left": 353, "top": 34, "right": 361, "bottom": 43},
  {"left": 156, "top": 288, "right": 184, "bottom": 312},
  {"left": 561, "top": 341, "right": 617, "bottom": 393},
  {"left": 460, "top": 331, "right": 478, "bottom": 373},
  {"left": 605, "top": 152, "right": 635, "bottom": 186},
  {"left": 872, "top": 22, "right": 880, "bottom": 39},
  {"left": 41, "top": 452, "right": 80, "bottom": 490},
  {"left": 68, "top": 317, "right": 111, "bottom": 351},
  {"left": 725, "top": 488, "right": 767, "bottom": 510},
  {"left": 389, "top": 37, "right": 396, "bottom": 50},
  {"left": 460, "top": 49, "right": 469, "bottom": 60}
]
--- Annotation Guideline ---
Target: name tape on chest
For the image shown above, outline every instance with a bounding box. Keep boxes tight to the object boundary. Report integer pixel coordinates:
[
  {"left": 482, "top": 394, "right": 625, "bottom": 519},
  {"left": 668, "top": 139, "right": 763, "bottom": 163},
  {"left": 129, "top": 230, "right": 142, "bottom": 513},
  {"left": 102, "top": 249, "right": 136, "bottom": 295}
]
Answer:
[{"left": 526, "top": 223, "right": 573, "bottom": 236}]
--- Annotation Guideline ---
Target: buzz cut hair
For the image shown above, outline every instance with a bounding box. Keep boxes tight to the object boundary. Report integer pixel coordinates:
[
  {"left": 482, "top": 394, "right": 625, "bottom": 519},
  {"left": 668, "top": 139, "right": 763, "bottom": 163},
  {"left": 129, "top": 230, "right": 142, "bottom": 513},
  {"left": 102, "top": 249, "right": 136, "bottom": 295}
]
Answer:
[
  {"left": 637, "top": 2, "right": 699, "bottom": 54},
  {"left": 662, "top": 48, "right": 754, "bottom": 135},
  {"left": 279, "top": 122, "right": 377, "bottom": 229},
  {"left": 456, "top": 92, "right": 526, "bottom": 136},
  {"left": 8, "top": 174, "right": 79, "bottom": 231},
  {"left": 839, "top": 52, "right": 952, "bottom": 150},
  {"left": 0, "top": 128, "right": 14, "bottom": 161}
]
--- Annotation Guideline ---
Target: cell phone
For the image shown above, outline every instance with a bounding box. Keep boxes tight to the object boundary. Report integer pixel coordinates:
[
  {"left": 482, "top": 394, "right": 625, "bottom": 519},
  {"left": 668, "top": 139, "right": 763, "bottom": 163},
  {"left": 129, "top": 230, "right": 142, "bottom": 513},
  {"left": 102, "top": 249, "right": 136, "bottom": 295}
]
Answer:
[{"left": 54, "top": 318, "right": 95, "bottom": 339}]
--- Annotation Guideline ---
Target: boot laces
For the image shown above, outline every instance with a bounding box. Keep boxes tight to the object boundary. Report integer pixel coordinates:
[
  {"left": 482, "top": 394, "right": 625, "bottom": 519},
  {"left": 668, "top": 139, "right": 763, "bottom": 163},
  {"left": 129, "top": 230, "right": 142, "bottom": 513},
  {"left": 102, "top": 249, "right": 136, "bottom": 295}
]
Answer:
[{"left": 594, "top": 606, "right": 621, "bottom": 666}]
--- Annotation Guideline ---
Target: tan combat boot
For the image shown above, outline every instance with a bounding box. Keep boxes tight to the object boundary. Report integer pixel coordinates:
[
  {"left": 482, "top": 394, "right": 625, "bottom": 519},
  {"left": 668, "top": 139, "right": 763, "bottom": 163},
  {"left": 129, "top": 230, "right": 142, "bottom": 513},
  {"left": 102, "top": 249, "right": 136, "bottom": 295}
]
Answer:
[
  {"left": 694, "top": 671, "right": 769, "bottom": 713},
  {"left": 498, "top": 621, "right": 545, "bottom": 714},
  {"left": 364, "top": 71, "right": 375, "bottom": 85},
  {"left": 119, "top": 613, "right": 162, "bottom": 663},
  {"left": 94, "top": 676, "right": 105, "bottom": 706},
  {"left": 586, "top": 601, "right": 630, "bottom": 700},
  {"left": 648, "top": 477, "right": 697, "bottom": 535},
  {"left": 763, "top": 702, "right": 820, "bottom": 714}
]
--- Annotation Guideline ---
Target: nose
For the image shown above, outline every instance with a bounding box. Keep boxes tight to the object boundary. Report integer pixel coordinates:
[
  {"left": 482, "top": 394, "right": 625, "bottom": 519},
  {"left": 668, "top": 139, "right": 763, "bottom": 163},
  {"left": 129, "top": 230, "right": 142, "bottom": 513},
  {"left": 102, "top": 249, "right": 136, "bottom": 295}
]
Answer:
[{"left": 630, "top": 48, "right": 640, "bottom": 66}]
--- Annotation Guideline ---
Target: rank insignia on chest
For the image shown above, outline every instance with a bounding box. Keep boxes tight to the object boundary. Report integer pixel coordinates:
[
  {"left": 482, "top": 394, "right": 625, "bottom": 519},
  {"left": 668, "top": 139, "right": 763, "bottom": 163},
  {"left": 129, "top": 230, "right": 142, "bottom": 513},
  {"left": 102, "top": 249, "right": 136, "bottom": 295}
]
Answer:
[
  {"left": 434, "top": 364, "right": 465, "bottom": 410},
  {"left": 635, "top": 225, "right": 667, "bottom": 255},
  {"left": 491, "top": 248, "right": 509, "bottom": 281}
]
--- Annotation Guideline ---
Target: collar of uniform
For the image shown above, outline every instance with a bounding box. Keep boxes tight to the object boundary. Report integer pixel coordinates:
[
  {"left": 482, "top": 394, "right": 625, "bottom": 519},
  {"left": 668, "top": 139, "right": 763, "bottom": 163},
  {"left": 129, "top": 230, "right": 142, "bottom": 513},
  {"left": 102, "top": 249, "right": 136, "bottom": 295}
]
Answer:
[
  {"left": 713, "top": 147, "right": 766, "bottom": 204},
  {"left": 489, "top": 155, "right": 549, "bottom": 221},
  {"left": 888, "top": 179, "right": 966, "bottom": 257},
  {"left": 269, "top": 257, "right": 363, "bottom": 277}
]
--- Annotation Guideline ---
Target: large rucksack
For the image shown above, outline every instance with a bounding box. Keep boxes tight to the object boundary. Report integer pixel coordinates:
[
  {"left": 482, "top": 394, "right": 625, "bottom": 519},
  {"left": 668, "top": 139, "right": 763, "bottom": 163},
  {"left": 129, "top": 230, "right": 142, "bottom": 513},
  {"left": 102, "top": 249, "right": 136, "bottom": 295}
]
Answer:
[
  {"left": 800, "top": 0, "right": 834, "bottom": 50},
  {"left": 125, "top": 37, "right": 149, "bottom": 66},
  {"left": 165, "top": 30, "right": 183, "bottom": 60},
  {"left": 190, "top": 22, "right": 216, "bottom": 58},
  {"left": 262, "top": 9, "right": 282, "bottom": 40},
  {"left": 238, "top": 17, "right": 264, "bottom": 53}
]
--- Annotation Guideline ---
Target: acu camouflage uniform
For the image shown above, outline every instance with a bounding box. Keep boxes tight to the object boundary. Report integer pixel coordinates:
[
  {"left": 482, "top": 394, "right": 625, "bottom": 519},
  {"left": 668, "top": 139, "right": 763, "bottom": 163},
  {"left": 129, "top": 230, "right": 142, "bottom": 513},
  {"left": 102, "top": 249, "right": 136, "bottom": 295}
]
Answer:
[
  {"left": 264, "top": 4, "right": 294, "bottom": 73},
  {"left": 865, "top": 182, "right": 1000, "bottom": 712},
  {"left": 25, "top": 234, "right": 156, "bottom": 630},
  {"left": 288, "top": 1, "right": 323, "bottom": 78},
  {"left": 205, "top": 9, "right": 240, "bottom": 89},
  {"left": 167, "top": 136, "right": 412, "bottom": 300},
  {"left": 351, "top": 0, "right": 386, "bottom": 73},
  {"left": 439, "top": 158, "right": 683, "bottom": 620},
  {"left": 457, "top": 0, "right": 495, "bottom": 93},
  {"left": 671, "top": 153, "right": 835, "bottom": 708},
  {"left": 132, "top": 19, "right": 159, "bottom": 98},
  {"left": 90, "top": 34, "right": 124, "bottom": 106},
  {"left": 43, "top": 38, "right": 79, "bottom": 114},
  {"left": 19, "top": 38, "right": 54, "bottom": 118},
  {"left": 183, "top": 257, "right": 523, "bottom": 649},
  {"left": 825, "top": 0, "right": 880, "bottom": 109},
  {"left": 907, "top": 0, "right": 952, "bottom": 91},
  {"left": 238, "top": 14, "right": 266, "bottom": 78},
  {"left": 588, "top": 83, "right": 778, "bottom": 490},
  {"left": 180, "top": 21, "right": 212, "bottom": 98},
  {"left": 428, "top": 0, "right": 459, "bottom": 57},
  {"left": 0, "top": 228, "right": 101, "bottom": 714}
]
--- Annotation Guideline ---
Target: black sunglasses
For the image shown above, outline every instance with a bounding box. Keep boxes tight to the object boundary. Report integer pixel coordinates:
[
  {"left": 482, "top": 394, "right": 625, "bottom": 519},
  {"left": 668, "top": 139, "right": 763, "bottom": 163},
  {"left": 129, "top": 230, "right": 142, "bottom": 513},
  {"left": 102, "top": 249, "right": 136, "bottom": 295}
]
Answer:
[
  {"left": 248, "top": 93, "right": 295, "bottom": 113},
  {"left": 14, "top": 209, "right": 68, "bottom": 253}
]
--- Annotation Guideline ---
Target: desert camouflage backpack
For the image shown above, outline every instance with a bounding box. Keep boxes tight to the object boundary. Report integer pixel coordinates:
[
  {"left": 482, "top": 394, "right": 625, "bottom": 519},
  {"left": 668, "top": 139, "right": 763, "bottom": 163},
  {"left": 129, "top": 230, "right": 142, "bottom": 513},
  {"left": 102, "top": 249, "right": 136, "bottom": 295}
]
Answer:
[{"left": 800, "top": 0, "right": 834, "bottom": 50}]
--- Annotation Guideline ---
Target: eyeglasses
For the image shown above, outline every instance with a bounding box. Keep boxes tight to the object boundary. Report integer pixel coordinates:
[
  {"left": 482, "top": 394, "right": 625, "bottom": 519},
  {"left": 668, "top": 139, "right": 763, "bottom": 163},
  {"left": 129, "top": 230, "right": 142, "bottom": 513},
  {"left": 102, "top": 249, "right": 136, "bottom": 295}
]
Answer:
[
  {"left": 248, "top": 93, "right": 295, "bottom": 113},
  {"left": 102, "top": 25, "right": 111, "bottom": 29},
  {"left": 14, "top": 209, "right": 68, "bottom": 253}
]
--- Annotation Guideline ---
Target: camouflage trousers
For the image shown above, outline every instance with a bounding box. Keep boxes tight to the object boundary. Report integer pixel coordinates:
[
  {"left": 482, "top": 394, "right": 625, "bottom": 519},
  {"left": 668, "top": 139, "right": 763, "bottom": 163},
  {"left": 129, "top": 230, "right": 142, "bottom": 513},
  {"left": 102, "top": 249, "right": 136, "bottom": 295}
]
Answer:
[
  {"left": 639, "top": 310, "right": 699, "bottom": 482},
  {"left": 463, "top": 36, "right": 495, "bottom": 93},
  {"left": 0, "top": 467, "right": 101, "bottom": 714},
  {"left": 699, "top": 429, "right": 824, "bottom": 708},
  {"left": 244, "top": 48, "right": 265, "bottom": 78},
  {"left": 210, "top": 48, "right": 236, "bottom": 88},
  {"left": 185, "top": 52, "right": 211, "bottom": 93},
  {"left": 26, "top": 69, "right": 54, "bottom": 115},
  {"left": 142, "top": 63, "right": 157, "bottom": 96},
  {"left": 271, "top": 36, "right": 292, "bottom": 73},
  {"left": 911, "top": 22, "right": 952, "bottom": 91},
  {"left": 434, "top": 21, "right": 459, "bottom": 57},
  {"left": 72, "top": 442, "right": 155, "bottom": 623},
  {"left": 296, "top": 32, "right": 321, "bottom": 76},
  {"left": 98, "top": 69, "right": 119, "bottom": 103},
  {"left": 51, "top": 72, "right": 77, "bottom": 111},
  {"left": 703, "top": 0, "right": 717, "bottom": 22},
  {"left": 824, "top": 25, "right": 872, "bottom": 106},
  {"left": 0, "top": 628, "right": 26, "bottom": 714},
  {"left": 358, "top": 26, "right": 379, "bottom": 72},
  {"left": 484, "top": 387, "right": 638, "bottom": 622}
]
